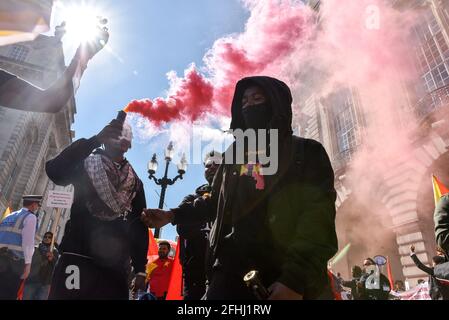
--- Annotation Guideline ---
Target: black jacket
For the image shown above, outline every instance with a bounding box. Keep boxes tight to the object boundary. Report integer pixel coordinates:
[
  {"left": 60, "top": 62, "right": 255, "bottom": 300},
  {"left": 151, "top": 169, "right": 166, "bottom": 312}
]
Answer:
[
  {"left": 341, "top": 278, "right": 362, "bottom": 300},
  {"left": 411, "top": 253, "right": 449, "bottom": 300},
  {"left": 359, "top": 271, "right": 391, "bottom": 300},
  {"left": 173, "top": 184, "right": 212, "bottom": 273},
  {"left": 174, "top": 76, "right": 338, "bottom": 299},
  {"left": 27, "top": 244, "right": 59, "bottom": 285},
  {"left": 45, "top": 136, "right": 149, "bottom": 274}
]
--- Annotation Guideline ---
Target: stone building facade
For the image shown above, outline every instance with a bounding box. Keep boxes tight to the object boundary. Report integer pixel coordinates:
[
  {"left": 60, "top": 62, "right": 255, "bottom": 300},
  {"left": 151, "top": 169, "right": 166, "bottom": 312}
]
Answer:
[
  {"left": 0, "top": 31, "right": 75, "bottom": 245},
  {"left": 297, "top": 0, "right": 449, "bottom": 286}
]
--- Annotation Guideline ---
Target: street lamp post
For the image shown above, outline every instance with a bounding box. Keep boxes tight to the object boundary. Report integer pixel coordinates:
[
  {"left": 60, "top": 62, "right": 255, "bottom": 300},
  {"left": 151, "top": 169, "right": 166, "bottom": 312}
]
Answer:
[{"left": 147, "top": 141, "right": 187, "bottom": 238}]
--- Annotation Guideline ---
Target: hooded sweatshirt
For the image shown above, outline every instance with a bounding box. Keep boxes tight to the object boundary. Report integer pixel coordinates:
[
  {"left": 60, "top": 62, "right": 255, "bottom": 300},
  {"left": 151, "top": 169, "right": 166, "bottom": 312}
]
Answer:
[{"left": 174, "top": 76, "right": 338, "bottom": 299}]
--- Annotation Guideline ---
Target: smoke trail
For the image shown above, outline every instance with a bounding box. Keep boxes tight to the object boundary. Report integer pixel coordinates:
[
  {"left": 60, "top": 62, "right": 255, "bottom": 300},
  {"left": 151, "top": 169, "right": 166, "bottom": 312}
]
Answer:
[{"left": 124, "top": 0, "right": 314, "bottom": 126}]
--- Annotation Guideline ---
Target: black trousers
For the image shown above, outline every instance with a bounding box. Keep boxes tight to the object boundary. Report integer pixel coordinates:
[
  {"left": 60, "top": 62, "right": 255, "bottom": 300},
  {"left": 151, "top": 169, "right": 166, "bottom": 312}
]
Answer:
[
  {"left": 49, "top": 253, "right": 129, "bottom": 300},
  {"left": 183, "top": 265, "right": 206, "bottom": 300},
  {"left": 183, "top": 280, "right": 206, "bottom": 300},
  {"left": 204, "top": 267, "right": 257, "bottom": 300},
  {"left": 0, "top": 253, "right": 24, "bottom": 300}
]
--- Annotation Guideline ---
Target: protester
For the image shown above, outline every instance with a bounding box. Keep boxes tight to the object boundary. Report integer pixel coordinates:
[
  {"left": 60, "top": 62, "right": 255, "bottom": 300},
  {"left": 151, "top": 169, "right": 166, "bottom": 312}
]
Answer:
[
  {"left": 142, "top": 76, "right": 338, "bottom": 300},
  {"left": 358, "top": 258, "right": 391, "bottom": 300},
  {"left": 45, "top": 116, "right": 148, "bottom": 299},
  {"left": 23, "top": 232, "right": 59, "bottom": 300},
  {"left": 0, "top": 195, "right": 42, "bottom": 299},
  {"left": 341, "top": 265, "right": 363, "bottom": 300},
  {"left": 146, "top": 241, "right": 174, "bottom": 300},
  {"left": 410, "top": 244, "right": 449, "bottom": 300},
  {"left": 393, "top": 280, "right": 405, "bottom": 293},
  {"left": 172, "top": 150, "right": 222, "bottom": 300}
]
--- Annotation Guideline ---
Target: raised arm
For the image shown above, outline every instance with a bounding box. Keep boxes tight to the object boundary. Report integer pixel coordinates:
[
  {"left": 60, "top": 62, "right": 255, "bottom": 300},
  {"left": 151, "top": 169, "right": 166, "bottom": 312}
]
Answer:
[
  {"left": 46, "top": 119, "right": 122, "bottom": 186},
  {"left": 0, "top": 29, "right": 109, "bottom": 113}
]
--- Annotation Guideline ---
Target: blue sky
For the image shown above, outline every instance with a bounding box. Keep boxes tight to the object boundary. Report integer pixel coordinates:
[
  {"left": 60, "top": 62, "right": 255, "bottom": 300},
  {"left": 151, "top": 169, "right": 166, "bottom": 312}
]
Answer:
[{"left": 52, "top": 0, "right": 249, "bottom": 241}]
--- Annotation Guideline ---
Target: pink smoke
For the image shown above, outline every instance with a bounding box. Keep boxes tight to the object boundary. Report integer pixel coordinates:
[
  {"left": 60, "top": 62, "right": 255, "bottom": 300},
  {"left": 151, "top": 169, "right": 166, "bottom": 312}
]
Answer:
[{"left": 125, "top": 0, "right": 314, "bottom": 126}]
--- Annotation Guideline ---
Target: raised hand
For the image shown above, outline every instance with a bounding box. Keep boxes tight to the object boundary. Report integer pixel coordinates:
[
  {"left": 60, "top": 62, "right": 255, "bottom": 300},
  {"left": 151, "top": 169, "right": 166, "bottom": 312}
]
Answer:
[
  {"left": 96, "top": 119, "right": 123, "bottom": 144},
  {"left": 75, "top": 21, "right": 110, "bottom": 63}
]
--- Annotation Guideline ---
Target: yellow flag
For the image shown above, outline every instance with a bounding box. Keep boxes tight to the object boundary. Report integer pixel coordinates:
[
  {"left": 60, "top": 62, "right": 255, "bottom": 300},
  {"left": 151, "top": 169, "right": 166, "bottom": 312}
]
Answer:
[
  {"left": 1, "top": 207, "right": 11, "bottom": 221},
  {"left": 432, "top": 174, "right": 449, "bottom": 207}
]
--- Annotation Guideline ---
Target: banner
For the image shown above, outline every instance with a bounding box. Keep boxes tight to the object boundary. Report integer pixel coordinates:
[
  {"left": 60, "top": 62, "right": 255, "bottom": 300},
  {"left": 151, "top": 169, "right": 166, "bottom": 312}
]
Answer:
[{"left": 390, "top": 283, "right": 431, "bottom": 300}]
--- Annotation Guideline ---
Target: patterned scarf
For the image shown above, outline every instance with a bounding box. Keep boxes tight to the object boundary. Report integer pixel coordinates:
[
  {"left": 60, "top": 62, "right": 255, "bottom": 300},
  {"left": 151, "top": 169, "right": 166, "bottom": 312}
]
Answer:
[{"left": 84, "top": 153, "right": 137, "bottom": 221}]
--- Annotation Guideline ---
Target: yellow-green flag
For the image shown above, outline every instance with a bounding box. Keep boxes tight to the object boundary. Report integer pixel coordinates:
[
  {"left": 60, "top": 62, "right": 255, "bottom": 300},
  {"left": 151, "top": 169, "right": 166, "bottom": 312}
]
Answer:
[
  {"left": 329, "top": 243, "right": 351, "bottom": 266},
  {"left": 1, "top": 206, "right": 11, "bottom": 221}
]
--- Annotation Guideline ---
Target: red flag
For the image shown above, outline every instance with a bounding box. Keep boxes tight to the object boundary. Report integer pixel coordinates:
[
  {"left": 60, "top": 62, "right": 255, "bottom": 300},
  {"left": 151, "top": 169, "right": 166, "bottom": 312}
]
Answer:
[
  {"left": 166, "top": 238, "right": 183, "bottom": 300},
  {"left": 147, "top": 229, "right": 159, "bottom": 263},
  {"left": 386, "top": 256, "right": 394, "bottom": 291},
  {"left": 327, "top": 269, "right": 342, "bottom": 300},
  {"left": 17, "top": 279, "right": 24, "bottom": 300}
]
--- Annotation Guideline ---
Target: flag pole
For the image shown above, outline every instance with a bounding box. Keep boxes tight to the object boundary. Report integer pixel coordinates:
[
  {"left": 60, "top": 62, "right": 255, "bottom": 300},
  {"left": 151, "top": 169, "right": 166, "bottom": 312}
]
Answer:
[{"left": 50, "top": 208, "right": 61, "bottom": 252}]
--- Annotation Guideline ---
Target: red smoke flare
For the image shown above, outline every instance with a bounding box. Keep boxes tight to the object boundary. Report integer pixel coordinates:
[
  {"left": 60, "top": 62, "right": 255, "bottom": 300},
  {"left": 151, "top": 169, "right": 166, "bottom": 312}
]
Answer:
[
  {"left": 124, "top": 0, "right": 314, "bottom": 126},
  {"left": 125, "top": 67, "right": 214, "bottom": 126}
]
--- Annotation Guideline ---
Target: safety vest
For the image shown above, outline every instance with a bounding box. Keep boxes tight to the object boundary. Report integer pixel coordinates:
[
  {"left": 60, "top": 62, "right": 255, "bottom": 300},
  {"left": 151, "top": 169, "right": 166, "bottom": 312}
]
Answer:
[{"left": 0, "top": 208, "right": 33, "bottom": 260}]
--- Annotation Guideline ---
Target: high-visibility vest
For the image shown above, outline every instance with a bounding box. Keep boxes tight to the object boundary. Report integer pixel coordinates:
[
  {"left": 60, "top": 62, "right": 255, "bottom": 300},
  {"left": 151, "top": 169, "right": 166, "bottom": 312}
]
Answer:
[{"left": 0, "top": 208, "right": 32, "bottom": 260}]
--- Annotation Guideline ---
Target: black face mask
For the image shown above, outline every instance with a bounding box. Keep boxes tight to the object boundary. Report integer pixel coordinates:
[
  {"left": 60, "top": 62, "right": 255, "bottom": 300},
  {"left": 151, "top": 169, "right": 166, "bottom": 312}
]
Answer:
[{"left": 241, "top": 103, "right": 272, "bottom": 130}]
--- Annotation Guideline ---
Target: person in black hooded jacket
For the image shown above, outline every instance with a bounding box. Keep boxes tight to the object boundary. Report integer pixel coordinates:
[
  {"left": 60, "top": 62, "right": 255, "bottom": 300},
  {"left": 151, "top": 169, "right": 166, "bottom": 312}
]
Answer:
[{"left": 142, "top": 76, "right": 338, "bottom": 300}]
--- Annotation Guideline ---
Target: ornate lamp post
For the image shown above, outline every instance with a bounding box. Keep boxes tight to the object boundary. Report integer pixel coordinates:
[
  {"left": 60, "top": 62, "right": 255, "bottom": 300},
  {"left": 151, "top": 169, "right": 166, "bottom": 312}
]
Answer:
[{"left": 148, "top": 141, "right": 187, "bottom": 238}]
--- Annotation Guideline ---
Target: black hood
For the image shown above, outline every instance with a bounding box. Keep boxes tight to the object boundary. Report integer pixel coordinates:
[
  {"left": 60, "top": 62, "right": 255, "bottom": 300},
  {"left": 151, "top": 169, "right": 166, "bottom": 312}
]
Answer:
[{"left": 230, "top": 76, "right": 293, "bottom": 136}]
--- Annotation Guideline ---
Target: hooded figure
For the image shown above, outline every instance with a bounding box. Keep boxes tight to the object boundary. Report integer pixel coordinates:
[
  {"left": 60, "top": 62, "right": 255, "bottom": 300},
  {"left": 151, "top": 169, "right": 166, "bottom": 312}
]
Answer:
[{"left": 161, "top": 76, "right": 338, "bottom": 300}]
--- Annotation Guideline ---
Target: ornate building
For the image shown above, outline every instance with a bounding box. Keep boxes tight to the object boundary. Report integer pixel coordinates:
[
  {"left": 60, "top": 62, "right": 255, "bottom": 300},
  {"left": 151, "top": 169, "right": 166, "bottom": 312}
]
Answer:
[
  {"left": 0, "top": 30, "right": 75, "bottom": 245},
  {"left": 298, "top": 0, "right": 449, "bottom": 286}
]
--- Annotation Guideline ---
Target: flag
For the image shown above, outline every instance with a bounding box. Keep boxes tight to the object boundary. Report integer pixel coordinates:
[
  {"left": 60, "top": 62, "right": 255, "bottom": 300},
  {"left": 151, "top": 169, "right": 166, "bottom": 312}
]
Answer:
[
  {"left": 391, "top": 283, "right": 431, "bottom": 300},
  {"left": 16, "top": 280, "right": 24, "bottom": 300},
  {"left": 147, "top": 229, "right": 159, "bottom": 263},
  {"left": 0, "top": 0, "right": 53, "bottom": 46},
  {"left": 432, "top": 174, "right": 449, "bottom": 207},
  {"left": 327, "top": 269, "right": 342, "bottom": 300},
  {"left": 1, "top": 206, "right": 11, "bottom": 221},
  {"left": 329, "top": 243, "right": 351, "bottom": 266},
  {"left": 386, "top": 256, "right": 394, "bottom": 291},
  {"left": 166, "top": 238, "right": 183, "bottom": 300}
]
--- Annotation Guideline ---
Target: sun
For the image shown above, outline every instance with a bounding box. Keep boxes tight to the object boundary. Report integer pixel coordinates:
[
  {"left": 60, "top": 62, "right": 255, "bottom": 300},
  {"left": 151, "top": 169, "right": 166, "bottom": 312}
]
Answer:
[{"left": 54, "top": 1, "right": 107, "bottom": 45}]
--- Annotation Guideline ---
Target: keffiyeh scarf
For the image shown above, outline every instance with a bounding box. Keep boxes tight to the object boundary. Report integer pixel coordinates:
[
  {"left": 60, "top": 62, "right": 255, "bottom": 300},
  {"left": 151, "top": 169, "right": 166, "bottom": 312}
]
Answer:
[{"left": 84, "top": 154, "right": 137, "bottom": 221}]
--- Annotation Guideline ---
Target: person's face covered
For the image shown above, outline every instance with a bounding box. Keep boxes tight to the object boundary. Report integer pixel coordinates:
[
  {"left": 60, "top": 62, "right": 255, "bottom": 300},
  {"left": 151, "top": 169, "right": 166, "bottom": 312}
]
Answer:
[
  {"left": 241, "top": 86, "right": 271, "bottom": 130},
  {"left": 104, "top": 122, "right": 132, "bottom": 157}
]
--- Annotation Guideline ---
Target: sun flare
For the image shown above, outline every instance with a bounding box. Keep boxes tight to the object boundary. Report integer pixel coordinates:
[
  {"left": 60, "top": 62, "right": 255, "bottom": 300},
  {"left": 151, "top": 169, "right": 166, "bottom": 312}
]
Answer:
[{"left": 55, "top": 2, "right": 107, "bottom": 45}]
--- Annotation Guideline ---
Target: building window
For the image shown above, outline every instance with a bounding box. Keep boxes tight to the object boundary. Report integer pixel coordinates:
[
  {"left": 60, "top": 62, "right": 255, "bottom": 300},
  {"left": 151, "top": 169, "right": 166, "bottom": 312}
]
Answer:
[
  {"left": 9, "top": 45, "right": 29, "bottom": 62},
  {"left": 412, "top": 10, "right": 449, "bottom": 118},
  {"left": 333, "top": 90, "right": 361, "bottom": 161}
]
